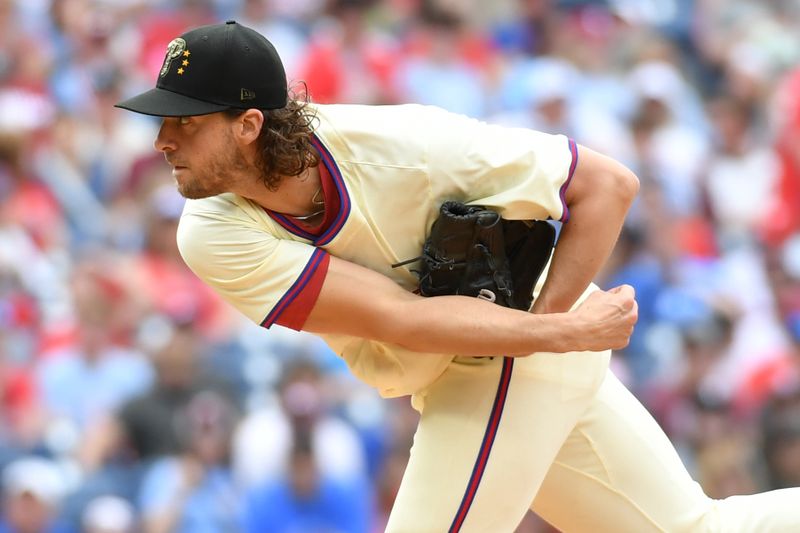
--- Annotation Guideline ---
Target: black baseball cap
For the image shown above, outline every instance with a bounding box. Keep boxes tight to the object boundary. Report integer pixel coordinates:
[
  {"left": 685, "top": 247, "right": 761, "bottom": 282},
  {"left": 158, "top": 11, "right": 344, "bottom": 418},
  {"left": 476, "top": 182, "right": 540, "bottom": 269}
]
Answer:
[{"left": 115, "top": 20, "right": 287, "bottom": 117}]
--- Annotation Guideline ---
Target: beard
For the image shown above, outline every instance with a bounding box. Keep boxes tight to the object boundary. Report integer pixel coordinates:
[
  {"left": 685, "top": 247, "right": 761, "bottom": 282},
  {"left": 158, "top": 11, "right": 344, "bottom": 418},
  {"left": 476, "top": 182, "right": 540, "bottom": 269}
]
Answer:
[{"left": 176, "top": 134, "right": 251, "bottom": 199}]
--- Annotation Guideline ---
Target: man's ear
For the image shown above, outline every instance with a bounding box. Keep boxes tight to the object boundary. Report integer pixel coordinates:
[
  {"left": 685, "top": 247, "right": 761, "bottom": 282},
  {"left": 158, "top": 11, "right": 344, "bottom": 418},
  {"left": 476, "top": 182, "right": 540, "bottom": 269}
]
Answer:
[{"left": 233, "top": 109, "right": 264, "bottom": 145}]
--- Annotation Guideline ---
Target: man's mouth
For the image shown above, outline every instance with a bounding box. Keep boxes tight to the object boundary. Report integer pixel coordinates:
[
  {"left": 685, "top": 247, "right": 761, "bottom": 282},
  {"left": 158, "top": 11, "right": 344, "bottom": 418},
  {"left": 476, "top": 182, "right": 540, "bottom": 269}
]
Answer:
[{"left": 165, "top": 155, "right": 185, "bottom": 169}]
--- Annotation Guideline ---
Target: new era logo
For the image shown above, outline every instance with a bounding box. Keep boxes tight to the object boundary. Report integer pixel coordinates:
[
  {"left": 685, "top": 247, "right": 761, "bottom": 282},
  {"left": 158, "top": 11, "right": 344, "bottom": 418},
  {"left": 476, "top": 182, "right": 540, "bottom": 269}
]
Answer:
[{"left": 240, "top": 88, "right": 256, "bottom": 101}]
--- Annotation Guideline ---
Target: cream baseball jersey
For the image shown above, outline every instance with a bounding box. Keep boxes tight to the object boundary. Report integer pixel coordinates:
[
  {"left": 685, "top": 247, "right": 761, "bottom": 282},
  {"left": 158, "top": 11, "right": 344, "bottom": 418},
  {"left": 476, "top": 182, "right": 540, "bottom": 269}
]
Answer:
[{"left": 177, "top": 103, "right": 577, "bottom": 397}]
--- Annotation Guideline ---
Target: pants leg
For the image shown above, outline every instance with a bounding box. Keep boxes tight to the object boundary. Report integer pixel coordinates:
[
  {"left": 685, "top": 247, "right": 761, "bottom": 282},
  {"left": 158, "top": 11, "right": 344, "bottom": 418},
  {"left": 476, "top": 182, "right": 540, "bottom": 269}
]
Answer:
[
  {"left": 532, "top": 370, "right": 800, "bottom": 533},
  {"left": 385, "top": 349, "right": 610, "bottom": 533}
]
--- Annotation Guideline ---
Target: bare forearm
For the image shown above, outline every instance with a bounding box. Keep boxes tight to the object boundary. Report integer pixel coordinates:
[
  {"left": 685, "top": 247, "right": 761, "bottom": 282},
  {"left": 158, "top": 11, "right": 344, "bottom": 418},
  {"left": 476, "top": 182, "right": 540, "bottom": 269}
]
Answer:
[
  {"left": 306, "top": 252, "right": 637, "bottom": 357},
  {"left": 389, "top": 294, "right": 577, "bottom": 357}
]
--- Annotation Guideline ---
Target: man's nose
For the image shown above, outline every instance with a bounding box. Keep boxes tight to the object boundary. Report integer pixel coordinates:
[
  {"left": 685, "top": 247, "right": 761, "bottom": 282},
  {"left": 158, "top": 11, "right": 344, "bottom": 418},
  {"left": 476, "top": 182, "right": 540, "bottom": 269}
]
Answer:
[{"left": 154, "top": 120, "right": 176, "bottom": 152}]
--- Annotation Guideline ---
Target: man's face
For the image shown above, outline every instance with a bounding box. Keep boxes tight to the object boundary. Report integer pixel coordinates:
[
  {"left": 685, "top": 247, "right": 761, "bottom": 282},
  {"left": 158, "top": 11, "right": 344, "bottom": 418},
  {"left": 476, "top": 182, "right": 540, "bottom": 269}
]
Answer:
[{"left": 154, "top": 113, "right": 251, "bottom": 199}]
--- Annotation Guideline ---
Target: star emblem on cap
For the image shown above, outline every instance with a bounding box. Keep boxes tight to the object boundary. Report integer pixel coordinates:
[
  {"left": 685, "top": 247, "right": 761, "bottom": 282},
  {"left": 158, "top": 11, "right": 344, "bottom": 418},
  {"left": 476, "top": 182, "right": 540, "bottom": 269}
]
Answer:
[{"left": 176, "top": 49, "right": 191, "bottom": 75}]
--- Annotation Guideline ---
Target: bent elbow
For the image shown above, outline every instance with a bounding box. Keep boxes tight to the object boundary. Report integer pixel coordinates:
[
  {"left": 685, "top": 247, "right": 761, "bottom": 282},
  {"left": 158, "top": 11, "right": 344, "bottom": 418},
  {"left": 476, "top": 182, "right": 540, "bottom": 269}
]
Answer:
[
  {"left": 566, "top": 147, "right": 640, "bottom": 211},
  {"left": 582, "top": 165, "right": 639, "bottom": 211},
  {"left": 616, "top": 166, "right": 640, "bottom": 205}
]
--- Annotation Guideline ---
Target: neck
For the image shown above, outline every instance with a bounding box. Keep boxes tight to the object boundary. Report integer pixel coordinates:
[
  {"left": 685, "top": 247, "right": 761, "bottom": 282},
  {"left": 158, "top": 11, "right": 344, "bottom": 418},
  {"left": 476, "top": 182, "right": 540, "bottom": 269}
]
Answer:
[{"left": 239, "top": 165, "right": 322, "bottom": 217}]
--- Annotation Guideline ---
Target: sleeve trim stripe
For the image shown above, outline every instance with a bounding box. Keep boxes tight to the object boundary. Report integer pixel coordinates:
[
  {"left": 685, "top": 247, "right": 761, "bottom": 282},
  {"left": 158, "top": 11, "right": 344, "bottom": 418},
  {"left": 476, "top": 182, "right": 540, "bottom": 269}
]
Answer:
[
  {"left": 261, "top": 248, "right": 327, "bottom": 328},
  {"left": 559, "top": 138, "right": 579, "bottom": 223}
]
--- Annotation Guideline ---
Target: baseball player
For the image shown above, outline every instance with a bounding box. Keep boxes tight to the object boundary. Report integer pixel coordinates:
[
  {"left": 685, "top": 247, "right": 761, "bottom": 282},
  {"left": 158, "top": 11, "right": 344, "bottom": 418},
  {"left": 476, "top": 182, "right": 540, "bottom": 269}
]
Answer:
[{"left": 116, "top": 21, "right": 800, "bottom": 532}]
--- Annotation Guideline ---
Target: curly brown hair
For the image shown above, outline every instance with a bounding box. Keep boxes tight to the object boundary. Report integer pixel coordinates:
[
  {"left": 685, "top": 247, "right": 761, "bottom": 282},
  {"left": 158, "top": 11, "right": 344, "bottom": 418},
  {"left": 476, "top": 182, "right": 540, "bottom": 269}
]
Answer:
[{"left": 225, "top": 86, "right": 320, "bottom": 191}]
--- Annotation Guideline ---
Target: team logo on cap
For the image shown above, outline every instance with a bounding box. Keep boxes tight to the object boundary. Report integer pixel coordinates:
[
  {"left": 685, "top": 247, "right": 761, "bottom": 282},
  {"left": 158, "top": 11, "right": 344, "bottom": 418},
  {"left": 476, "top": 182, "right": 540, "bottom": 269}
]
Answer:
[{"left": 159, "top": 38, "right": 190, "bottom": 77}]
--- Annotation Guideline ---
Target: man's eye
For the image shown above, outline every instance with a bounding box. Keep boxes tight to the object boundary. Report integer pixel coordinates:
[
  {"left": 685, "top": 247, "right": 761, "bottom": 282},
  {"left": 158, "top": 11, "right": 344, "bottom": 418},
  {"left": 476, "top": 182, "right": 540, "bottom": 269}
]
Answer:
[{"left": 179, "top": 116, "right": 191, "bottom": 125}]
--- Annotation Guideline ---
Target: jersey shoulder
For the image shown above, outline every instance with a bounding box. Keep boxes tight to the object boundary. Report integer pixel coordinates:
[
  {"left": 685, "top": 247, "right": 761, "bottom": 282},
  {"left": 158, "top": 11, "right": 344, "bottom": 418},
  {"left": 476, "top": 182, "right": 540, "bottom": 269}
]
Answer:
[
  {"left": 310, "top": 103, "right": 459, "bottom": 166},
  {"left": 176, "top": 194, "right": 279, "bottom": 267},
  {"left": 179, "top": 193, "right": 273, "bottom": 229}
]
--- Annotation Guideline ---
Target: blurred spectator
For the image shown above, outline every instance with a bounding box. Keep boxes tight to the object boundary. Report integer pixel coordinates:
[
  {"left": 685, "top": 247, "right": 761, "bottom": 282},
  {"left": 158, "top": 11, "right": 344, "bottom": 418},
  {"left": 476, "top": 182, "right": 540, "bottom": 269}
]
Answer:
[
  {"left": 764, "top": 66, "right": 800, "bottom": 244},
  {"left": 80, "top": 324, "right": 233, "bottom": 472},
  {"left": 242, "top": 426, "right": 373, "bottom": 533},
  {"left": 493, "top": 57, "right": 579, "bottom": 132},
  {"left": 492, "top": 0, "right": 560, "bottom": 56},
  {"left": 0, "top": 132, "right": 65, "bottom": 254},
  {"left": 734, "top": 240, "right": 800, "bottom": 414},
  {"left": 693, "top": 401, "right": 762, "bottom": 498},
  {"left": 0, "top": 15, "right": 55, "bottom": 134},
  {"left": 372, "top": 445, "right": 409, "bottom": 532},
  {"left": 553, "top": 2, "right": 640, "bottom": 127},
  {"left": 138, "top": 391, "right": 241, "bottom": 533},
  {"left": 122, "top": 1, "right": 215, "bottom": 86},
  {"left": 371, "top": 396, "right": 418, "bottom": 530},
  {"left": 0, "top": 266, "right": 45, "bottom": 448},
  {"left": 298, "top": 0, "right": 399, "bottom": 104},
  {"left": 32, "top": 113, "right": 110, "bottom": 248},
  {"left": 238, "top": 0, "right": 308, "bottom": 82},
  {"left": 761, "top": 387, "right": 800, "bottom": 489},
  {"left": 53, "top": 66, "right": 158, "bottom": 205},
  {"left": 35, "top": 263, "right": 153, "bottom": 437},
  {"left": 0, "top": 457, "right": 71, "bottom": 533},
  {"left": 48, "top": 0, "right": 118, "bottom": 116},
  {"left": 645, "top": 304, "right": 737, "bottom": 459},
  {"left": 701, "top": 93, "right": 779, "bottom": 249},
  {"left": 81, "top": 495, "right": 135, "bottom": 533},
  {"left": 67, "top": 324, "right": 236, "bottom": 533},
  {"left": 691, "top": 1, "right": 800, "bottom": 99},
  {"left": 393, "top": 6, "right": 489, "bottom": 117},
  {"left": 233, "top": 357, "right": 367, "bottom": 489},
  {"left": 626, "top": 60, "right": 709, "bottom": 216}
]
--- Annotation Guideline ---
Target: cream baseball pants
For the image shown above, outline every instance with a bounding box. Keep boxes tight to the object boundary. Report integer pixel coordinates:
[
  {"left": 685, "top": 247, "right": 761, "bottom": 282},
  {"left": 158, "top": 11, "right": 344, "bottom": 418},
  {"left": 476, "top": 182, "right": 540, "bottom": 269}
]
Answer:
[{"left": 385, "top": 349, "right": 800, "bottom": 532}]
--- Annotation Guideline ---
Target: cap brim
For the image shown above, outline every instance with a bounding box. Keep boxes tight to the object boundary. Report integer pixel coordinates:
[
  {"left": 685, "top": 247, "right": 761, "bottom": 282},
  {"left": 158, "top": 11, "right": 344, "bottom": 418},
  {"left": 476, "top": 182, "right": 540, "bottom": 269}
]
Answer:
[{"left": 114, "top": 87, "right": 230, "bottom": 117}]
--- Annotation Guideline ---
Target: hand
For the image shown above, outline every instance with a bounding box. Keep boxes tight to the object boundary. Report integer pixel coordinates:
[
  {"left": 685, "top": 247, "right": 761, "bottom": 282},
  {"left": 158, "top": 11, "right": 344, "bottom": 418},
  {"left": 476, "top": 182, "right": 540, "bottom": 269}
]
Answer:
[{"left": 571, "top": 285, "right": 638, "bottom": 352}]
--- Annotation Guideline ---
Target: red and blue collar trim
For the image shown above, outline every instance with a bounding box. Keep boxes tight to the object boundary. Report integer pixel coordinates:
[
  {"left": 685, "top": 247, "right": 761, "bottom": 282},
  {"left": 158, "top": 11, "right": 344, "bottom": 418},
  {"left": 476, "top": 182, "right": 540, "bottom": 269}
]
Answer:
[{"left": 267, "top": 135, "right": 351, "bottom": 246}]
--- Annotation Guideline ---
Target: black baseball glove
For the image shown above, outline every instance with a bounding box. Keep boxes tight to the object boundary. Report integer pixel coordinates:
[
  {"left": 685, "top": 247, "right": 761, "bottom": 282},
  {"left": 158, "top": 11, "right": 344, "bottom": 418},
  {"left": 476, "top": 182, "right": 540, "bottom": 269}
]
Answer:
[{"left": 396, "top": 201, "right": 555, "bottom": 311}]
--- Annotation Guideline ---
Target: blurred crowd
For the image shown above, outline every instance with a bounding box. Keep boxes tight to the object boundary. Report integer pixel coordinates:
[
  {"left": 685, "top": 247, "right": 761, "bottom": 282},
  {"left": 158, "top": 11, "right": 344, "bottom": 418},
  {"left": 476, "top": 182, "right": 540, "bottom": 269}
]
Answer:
[{"left": 0, "top": 0, "right": 799, "bottom": 531}]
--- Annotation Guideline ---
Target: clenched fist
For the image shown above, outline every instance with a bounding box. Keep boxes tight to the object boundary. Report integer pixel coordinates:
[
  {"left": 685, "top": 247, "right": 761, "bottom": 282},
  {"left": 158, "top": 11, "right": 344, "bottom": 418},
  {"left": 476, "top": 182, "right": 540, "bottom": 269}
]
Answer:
[{"left": 571, "top": 285, "right": 638, "bottom": 352}]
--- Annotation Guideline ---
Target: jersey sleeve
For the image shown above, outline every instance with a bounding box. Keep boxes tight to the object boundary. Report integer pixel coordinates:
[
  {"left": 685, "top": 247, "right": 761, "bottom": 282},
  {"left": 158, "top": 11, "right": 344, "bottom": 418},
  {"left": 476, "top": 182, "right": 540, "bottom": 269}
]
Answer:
[
  {"left": 176, "top": 205, "right": 328, "bottom": 331},
  {"left": 423, "top": 106, "right": 578, "bottom": 222}
]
